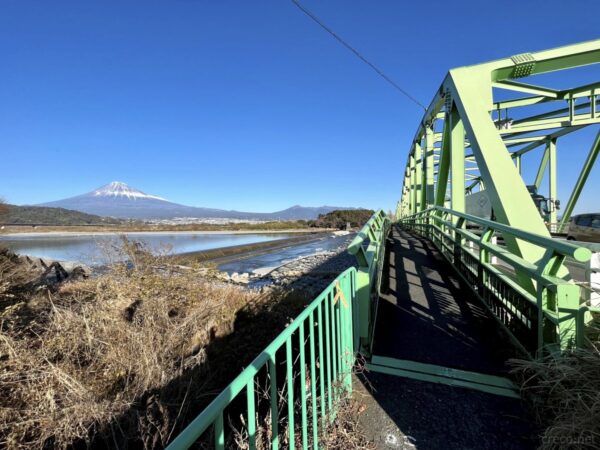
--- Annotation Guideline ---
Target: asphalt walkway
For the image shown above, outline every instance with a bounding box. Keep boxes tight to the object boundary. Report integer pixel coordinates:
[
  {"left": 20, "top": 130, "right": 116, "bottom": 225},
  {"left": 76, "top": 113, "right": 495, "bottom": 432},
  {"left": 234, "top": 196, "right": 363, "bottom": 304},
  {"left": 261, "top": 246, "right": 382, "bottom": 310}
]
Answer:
[{"left": 357, "top": 226, "right": 536, "bottom": 449}]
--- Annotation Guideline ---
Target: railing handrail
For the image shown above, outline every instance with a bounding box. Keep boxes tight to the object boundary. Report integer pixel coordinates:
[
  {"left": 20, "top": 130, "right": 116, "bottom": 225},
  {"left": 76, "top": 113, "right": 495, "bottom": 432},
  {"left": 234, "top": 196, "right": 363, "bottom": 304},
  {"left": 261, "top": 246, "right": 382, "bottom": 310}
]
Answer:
[
  {"left": 405, "top": 206, "right": 591, "bottom": 263},
  {"left": 347, "top": 209, "right": 386, "bottom": 256},
  {"left": 398, "top": 206, "right": 594, "bottom": 352}
]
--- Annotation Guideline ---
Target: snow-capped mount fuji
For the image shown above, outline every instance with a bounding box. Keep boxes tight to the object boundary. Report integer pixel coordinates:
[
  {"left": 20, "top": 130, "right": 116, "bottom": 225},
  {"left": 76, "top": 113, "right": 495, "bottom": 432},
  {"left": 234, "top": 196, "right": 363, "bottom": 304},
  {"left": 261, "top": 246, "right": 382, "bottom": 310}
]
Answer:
[
  {"left": 37, "top": 182, "right": 354, "bottom": 220},
  {"left": 91, "top": 181, "right": 167, "bottom": 201},
  {"left": 39, "top": 181, "right": 240, "bottom": 220}
]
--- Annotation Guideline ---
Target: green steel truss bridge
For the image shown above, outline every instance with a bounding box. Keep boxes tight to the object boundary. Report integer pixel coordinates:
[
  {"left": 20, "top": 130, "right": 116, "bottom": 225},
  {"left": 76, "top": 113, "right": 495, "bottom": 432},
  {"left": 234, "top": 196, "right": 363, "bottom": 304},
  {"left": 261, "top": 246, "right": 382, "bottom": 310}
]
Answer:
[{"left": 167, "top": 40, "right": 600, "bottom": 449}]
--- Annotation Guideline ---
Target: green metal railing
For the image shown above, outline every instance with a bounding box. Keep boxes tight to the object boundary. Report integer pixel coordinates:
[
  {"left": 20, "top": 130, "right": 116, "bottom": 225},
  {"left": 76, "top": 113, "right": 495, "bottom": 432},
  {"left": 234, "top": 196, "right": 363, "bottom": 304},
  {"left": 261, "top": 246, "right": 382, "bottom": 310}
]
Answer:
[
  {"left": 167, "top": 210, "right": 390, "bottom": 449},
  {"left": 167, "top": 268, "right": 356, "bottom": 449},
  {"left": 347, "top": 209, "right": 390, "bottom": 355},
  {"left": 399, "top": 207, "right": 594, "bottom": 354}
]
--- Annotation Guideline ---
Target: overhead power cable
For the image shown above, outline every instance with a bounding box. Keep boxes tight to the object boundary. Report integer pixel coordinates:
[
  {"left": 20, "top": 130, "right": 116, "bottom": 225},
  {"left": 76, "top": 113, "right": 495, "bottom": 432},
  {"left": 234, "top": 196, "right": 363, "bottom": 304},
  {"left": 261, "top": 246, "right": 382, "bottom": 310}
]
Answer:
[{"left": 291, "top": 0, "right": 427, "bottom": 111}]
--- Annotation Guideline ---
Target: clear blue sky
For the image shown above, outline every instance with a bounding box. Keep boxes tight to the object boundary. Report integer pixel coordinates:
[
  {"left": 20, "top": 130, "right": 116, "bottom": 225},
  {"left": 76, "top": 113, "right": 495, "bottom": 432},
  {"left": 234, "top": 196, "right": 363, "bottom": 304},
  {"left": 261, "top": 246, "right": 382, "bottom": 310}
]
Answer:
[{"left": 1, "top": 0, "right": 599, "bottom": 213}]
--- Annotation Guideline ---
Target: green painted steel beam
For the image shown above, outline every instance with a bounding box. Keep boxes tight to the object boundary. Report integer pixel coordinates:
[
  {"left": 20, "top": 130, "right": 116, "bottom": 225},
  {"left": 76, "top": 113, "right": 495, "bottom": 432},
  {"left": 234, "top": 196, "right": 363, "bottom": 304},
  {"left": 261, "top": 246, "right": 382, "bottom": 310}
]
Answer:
[
  {"left": 549, "top": 139, "right": 558, "bottom": 224},
  {"left": 505, "top": 136, "right": 547, "bottom": 147},
  {"left": 558, "top": 130, "right": 600, "bottom": 232},
  {"left": 371, "top": 356, "right": 518, "bottom": 389},
  {"left": 448, "top": 69, "right": 551, "bottom": 291},
  {"left": 425, "top": 126, "right": 435, "bottom": 207},
  {"left": 434, "top": 114, "right": 451, "bottom": 207},
  {"left": 511, "top": 98, "right": 600, "bottom": 127},
  {"left": 534, "top": 142, "right": 550, "bottom": 189},
  {"left": 466, "top": 178, "right": 481, "bottom": 192},
  {"left": 367, "top": 356, "right": 520, "bottom": 399},
  {"left": 499, "top": 114, "right": 600, "bottom": 135},
  {"left": 491, "top": 39, "right": 600, "bottom": 82},
  {"left": 415, "top": 142, "right": 423, "bottom": 212},
  {"left": 511, "top": 126, "right": 585, "bottom": 156},
  {"left": 494, "top": 95, "right": 548, "bottom": 110},
  {"left": 494, "top": 82, "right": 600, "bottom": 112},
  {"left": 398, "top": 40, "right": 599, "bottom": 352},
  {"left": 493, "top": 80, "right": 559, "bottom": 98}
]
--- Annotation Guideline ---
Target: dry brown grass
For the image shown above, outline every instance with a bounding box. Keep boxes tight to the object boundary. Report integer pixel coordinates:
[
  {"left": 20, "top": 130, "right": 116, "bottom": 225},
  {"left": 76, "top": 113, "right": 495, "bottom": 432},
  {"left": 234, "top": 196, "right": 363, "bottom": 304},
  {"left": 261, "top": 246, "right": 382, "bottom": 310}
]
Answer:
[
  {"left": 511, "top": 328, "right": 600, "bottom": 449},
  {"left": 0, "top": 247, "right": 41, "bottom": 301},
  {"left": 0, "top": 242, "right": 311, "bottom": 449},
  {"left": 317, "top": 399, "right": 374, "bottom": 449},
  {"left": 230, "top": 379, "right": 374, "bottom": 450},
  {"left": 1, "top": 240, "right": 370, "bottom": 449}
]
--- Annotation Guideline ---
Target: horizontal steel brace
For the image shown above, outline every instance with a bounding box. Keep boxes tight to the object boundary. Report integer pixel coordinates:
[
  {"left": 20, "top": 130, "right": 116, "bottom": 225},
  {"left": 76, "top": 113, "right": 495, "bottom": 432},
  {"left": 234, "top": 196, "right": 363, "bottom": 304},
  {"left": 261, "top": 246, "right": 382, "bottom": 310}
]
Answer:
[
  {"left": 367, "top": 356, "right": 520, "bottom": 399},
  {"left": 500, "top": 115, "right": 599, "bottom": 134},
  {"left": 493, "top": 80, "right": 559, "bottom": 98}
]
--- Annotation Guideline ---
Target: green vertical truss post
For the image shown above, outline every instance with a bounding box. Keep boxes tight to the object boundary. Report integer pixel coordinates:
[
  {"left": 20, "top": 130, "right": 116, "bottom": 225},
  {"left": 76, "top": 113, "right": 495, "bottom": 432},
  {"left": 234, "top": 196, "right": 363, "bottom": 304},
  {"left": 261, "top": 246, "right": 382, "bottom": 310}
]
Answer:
[
  {"left": 558, "top": 130, "right": 600, "bottom": 232},
  {"left": 548, "top": 138, "right": 558, "bottom": 225},
  {"left": 435, "top": 115, "right": 451, "bottom": 208},
  {"left": 410, "top": 154, "right": 416, "bottom": 215},
  {"left": 450, "top": 104, "right": 465, "bottom": 215},
  {"left": 415, "top": 141, "right": 423, "bottom": 212},
  {"left": 425, "top": 125, "right": 435, "bottom": 207},
  {"left": 534, "top": 141, "right": 550, "bottom": 189}
]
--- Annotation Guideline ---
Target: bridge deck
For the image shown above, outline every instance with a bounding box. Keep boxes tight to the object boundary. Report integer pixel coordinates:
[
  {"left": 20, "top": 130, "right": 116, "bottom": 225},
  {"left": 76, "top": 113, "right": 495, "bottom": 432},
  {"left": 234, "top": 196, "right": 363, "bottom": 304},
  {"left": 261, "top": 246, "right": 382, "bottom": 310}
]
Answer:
[
  {"left": 373, "top": 226, "right": 517, "bottom": 373},
  {"left": 357, "top": 226, "right": 535, "bottom": 449}
]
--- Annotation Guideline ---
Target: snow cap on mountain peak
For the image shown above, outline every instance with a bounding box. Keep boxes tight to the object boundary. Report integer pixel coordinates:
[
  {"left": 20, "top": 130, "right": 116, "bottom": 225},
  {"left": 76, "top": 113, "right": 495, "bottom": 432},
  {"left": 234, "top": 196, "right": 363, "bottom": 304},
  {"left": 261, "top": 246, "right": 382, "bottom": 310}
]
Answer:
[{"left": 91, "top": 181, "right": 167, "bottom": 201}]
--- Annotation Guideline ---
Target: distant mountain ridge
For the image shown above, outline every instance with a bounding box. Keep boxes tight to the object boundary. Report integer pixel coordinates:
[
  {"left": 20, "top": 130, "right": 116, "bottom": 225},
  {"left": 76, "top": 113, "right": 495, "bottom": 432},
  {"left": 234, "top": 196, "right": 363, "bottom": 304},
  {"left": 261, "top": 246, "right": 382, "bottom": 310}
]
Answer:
[
  {"left": 2, "top": 204, "right": 124, "bottom": 226},
  {"left": 37, "top": 182, "right": 355, "bottom": 220}
]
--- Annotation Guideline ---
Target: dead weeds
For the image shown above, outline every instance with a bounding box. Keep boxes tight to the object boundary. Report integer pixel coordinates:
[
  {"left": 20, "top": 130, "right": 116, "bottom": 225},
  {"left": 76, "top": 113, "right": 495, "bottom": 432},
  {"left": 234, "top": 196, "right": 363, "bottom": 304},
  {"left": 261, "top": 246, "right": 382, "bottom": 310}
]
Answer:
[
  {"left": 0, "top": 243, "right": 307, "bottom": 449},
  {"left": 511, "top": 327, "right": 600, "bottom": 449}
]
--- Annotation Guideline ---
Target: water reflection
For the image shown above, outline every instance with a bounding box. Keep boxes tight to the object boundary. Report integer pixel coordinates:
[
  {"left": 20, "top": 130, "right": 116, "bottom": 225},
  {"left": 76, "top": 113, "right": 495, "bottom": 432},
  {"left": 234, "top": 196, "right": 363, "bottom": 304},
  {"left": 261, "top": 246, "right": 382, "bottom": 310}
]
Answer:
[{"left": 0, "top": 233, "right": 293, "bottom": 266}]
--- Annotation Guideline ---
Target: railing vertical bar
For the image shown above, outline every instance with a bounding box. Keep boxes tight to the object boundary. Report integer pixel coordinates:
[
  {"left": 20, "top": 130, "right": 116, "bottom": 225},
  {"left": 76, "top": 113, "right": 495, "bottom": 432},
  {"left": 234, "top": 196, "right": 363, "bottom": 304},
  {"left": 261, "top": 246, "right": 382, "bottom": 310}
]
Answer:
[
  {"left": 309, "top": 310, "right": 318, "bottom": 449},
  {"left": 342, "top": 273, "right": 352, "bottom": 392},
  {"left": 330, "top": 289, "right": 338, "bottom": 393},
  {"left": 324, "top": 291, "right": 332, "bottom": 414},
  {"left": 268, "top": 355, "right": 279, "bottom": 450},
  {"left": 350, "top": 271, "right": 356, "bottom": 388},
  {"left": 317, "top": 302, "right": 326, "bottom": 420},
  {"left": 339, "top": 275, "right": 346, "bottom": 385},
  {"left": 246, "top": 380, "right": 256, "bottom": 450},
  {"left": 214, "top": 413, "right": 225, "bottom": 450},
  {"left": 335, "top": 294, "right": 342, "bottom": 400},
  {"left": 299, "top": 322, "right": 308, "bottom": 449},
  {"left": 286, "top": 337, "right": 295, "bottom": 450}
]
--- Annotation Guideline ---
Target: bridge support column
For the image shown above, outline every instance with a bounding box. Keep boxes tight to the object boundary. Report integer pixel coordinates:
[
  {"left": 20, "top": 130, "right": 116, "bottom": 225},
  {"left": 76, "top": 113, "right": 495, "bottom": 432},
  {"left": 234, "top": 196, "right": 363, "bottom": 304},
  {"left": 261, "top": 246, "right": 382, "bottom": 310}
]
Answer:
[
  {"left": 410, "top": 154, "right": 416, "bottom": 215},
  {"left": 450, "top": 105, "right": 465, "bottom": 216},
  {"left": 415, "top": 142, "right": 423, "bottom": 212},
  {"left": 435, "top": 115, "right": 451, "bottom": 208},
  {"left": 549, "top": 138, "right": 558, "bottom": 225},
  {"left": 449, "top": 69, "right": 552, "bottom": 293},
  {"left": 425, "top": 126, "right": 435, "bottom": 207}
]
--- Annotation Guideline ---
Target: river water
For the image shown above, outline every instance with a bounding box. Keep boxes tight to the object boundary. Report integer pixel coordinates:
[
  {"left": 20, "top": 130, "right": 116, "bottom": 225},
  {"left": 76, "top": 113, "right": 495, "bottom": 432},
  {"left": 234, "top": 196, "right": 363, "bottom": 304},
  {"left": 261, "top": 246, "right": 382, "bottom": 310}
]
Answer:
[{"left": 0, "top": 232, "right": 294, "bottom": 266}]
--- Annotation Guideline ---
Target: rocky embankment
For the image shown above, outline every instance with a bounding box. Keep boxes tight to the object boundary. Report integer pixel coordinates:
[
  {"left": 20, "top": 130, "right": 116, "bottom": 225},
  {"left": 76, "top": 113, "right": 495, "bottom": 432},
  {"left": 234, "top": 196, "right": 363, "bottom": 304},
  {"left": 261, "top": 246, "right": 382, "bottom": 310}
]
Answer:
[
  {"left": 2, "top": 232, "right": 357, "bottom": 301},
  {"left": 219, "top": 234, "right": 357, "bottom": 296}
]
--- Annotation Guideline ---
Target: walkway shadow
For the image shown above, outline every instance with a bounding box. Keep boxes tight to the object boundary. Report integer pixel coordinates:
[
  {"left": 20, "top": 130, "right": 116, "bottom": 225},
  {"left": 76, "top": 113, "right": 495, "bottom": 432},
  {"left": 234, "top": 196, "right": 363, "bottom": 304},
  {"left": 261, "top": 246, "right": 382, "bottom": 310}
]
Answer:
[
  {"left": 374, "top": 226, "right": 519, "bottom": 374},
  {"left": 356, "top": 225, "right": 536, "bottom": 450}
]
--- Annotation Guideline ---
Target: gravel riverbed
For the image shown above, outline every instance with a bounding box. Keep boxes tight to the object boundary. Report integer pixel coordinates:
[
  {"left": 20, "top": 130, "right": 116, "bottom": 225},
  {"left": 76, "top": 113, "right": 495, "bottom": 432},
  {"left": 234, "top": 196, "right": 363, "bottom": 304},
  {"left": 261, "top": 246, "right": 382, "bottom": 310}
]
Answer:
[{"left": 219, "top": 233, "right": 357, "bottom": 296}]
